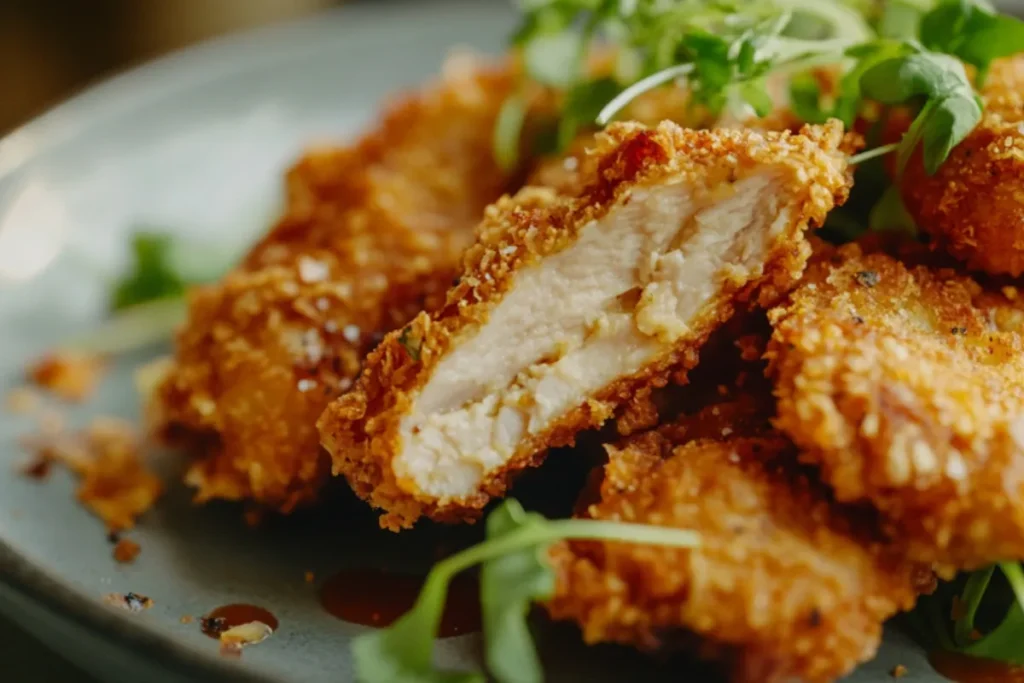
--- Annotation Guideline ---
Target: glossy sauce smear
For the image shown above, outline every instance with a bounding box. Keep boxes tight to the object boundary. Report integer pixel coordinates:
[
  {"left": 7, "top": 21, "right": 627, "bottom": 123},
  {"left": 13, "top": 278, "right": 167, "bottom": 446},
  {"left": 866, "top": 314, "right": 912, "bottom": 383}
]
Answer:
[
  {"left": 320, "top": 567, "right": 481, "bottom": 637},
  {"left": 930, "top": 650, "right": 1024, "bottom": 683}
]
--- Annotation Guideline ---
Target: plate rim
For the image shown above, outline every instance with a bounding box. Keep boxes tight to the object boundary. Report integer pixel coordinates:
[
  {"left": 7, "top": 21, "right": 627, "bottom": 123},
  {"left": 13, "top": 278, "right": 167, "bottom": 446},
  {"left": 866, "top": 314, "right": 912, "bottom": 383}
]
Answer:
[{"left": 0, "top": 0, "right": 505, "bottom": 680}]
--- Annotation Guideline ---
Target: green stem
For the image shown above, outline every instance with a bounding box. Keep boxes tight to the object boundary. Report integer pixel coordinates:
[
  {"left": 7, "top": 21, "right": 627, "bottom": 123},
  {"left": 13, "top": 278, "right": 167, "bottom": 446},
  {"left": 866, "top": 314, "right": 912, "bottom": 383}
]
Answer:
[
  {"left": 65, "top": 296, "right": 187, "bottom": 355},
  {"left": 955, "top": 566, "right": 995, "bottom": 647},
  {"left": 597, "top": 64, "right": 695, "bottom": 125},
  {"left": 1000, "top": 562, "right": 1024, "bottom": 613},
  {"left": 396, "top": 519, "right": 699, "bottom": 653},
  {"left": 848, "top": 142, "right": 901, "bottom": 165}
]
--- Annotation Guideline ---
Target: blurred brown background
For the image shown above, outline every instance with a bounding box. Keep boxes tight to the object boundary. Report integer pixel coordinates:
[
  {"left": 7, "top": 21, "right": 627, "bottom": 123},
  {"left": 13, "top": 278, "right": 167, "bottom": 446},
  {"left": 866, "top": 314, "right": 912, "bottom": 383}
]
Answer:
[{"left": 0, "top": 0, "right": 341, "bottom": 134}]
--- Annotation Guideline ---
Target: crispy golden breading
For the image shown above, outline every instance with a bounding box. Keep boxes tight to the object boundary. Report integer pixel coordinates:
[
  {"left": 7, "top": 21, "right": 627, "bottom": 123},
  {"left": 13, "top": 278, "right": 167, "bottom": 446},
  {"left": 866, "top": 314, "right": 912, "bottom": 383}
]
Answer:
[
  {"left": 546, "top": 402, "right": 927, "bottom": 683},
  {"left": 767, "top": 240, "right": 1024, "bottom": 572},
  {"left": 900, "top": 53, "right": 1024, "bottom": 275},
  {"left": 320, "top": 120, "right": 853, "bottom": 530},
  {"left": 152, "top": 56, "right": 522, "bottom": 513}
]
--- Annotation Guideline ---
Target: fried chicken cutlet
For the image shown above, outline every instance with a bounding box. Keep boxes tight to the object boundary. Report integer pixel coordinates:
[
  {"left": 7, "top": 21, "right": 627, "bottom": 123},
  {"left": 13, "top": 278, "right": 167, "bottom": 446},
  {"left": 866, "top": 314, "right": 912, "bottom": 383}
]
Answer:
[
  {"left": 152, "top": 56, "right": 526, "bottom": 513},
  {"left": 546, "top": 398, "right": 928, "bottom": 683},
  {"left": 900, "top": 53, "right": 1024, "bottom": 276},
  {"left": 318, "top": 119, "right": 854, "bottom": 529},
  {"left": 768, "top": 239, "right": 1024, "bottom": 572}
]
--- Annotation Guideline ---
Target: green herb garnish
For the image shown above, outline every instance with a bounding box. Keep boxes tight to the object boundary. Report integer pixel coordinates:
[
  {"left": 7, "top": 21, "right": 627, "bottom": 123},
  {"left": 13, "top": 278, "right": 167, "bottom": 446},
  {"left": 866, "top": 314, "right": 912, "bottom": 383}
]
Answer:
[
  {"left": 398, "top": 327, "right": 423, "bottom": 362},
  {"left": 352, "top": 499, "right": 699, "bottom": 683},
  {"left": 499, "top": 0, "right": 1003, "bottom": 179},
  {"left": 111, "top": 233, "right": 187, "bottom": 311}
]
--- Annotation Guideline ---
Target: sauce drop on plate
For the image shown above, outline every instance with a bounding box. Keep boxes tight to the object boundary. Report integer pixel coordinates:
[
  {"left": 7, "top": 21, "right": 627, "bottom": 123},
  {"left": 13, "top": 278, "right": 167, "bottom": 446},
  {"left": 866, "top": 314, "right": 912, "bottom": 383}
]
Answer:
[
  {"left": 930, "top": 650, "right": 1024, "bottom": 683},
  {"left": 200, "top": 604, "right": 279, "bottom": 639},
  {"left": 320, "top": 568, "right": 481, "bottom": 637}
]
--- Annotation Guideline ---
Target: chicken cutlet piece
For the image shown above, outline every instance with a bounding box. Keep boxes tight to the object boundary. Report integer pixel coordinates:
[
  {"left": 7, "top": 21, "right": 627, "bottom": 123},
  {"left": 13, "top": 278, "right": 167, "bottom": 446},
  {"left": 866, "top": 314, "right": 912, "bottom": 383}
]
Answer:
[
  {"left": 152, "top": 56, "right": 523, "bottom": 513},
  {"left": 900, "top": 53, "right": 1024, "bottom": 276},
  {"left": 546, "top": 401, "right": 927, "bottom": 683},
  {"left": 767, "top": 240, "right": 1024, "bottom": 571},
  {"left": 319, "top": 119, "right": 853, "bottom": 529}
]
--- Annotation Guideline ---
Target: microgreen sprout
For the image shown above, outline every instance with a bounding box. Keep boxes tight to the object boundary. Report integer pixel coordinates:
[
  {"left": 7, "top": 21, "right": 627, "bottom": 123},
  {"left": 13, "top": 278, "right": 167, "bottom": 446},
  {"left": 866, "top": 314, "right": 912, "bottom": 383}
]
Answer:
[{"left": 352, "top": 499, "right": 699, "bottom": 683}]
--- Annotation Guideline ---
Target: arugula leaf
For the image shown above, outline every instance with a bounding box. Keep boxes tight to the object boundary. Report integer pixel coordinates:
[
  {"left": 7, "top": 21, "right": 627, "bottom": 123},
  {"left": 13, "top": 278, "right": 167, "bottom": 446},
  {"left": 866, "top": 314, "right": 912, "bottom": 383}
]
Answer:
[
  {"left": 112, "top": 233, "right": 187, "bottom": 311},
  {"left": 352, "top": 499, "right": 699, "bottom": 683},
  {"left": 481, "top": 502, "right": 554, "bottom": 683}
]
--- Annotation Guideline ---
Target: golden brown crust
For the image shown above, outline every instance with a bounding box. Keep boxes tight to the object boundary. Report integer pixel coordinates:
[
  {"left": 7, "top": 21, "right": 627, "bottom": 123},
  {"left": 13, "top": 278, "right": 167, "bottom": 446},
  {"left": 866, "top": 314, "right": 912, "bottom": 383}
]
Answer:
[
  {"left": 767, "top": 239, "right": 1024, "bottom": 571},
  {"left": 546, "top": 402, "right": 927, "bottom": 683},
  {"left": 153, "top": 56, "right": 523, "bottom": 512},
  {"left": 319, "top": 120, "right": 853, "bottom": 529},
  {"left": 900, "top": 53, "right": 1024, "bottom": 276}
]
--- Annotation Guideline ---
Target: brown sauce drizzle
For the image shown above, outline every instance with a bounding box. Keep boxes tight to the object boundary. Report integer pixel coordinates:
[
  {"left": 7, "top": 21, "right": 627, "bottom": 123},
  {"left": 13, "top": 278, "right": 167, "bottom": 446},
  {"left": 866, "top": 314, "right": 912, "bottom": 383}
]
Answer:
[
  {"left": 200, "top": 604, "right": 279, "bottom": 639},
  {"left": 320, "top": 568, "right": 481, "bottom": 637},
  {"left": 930, "top": 650, "right": 1024, "bottom": 683}
]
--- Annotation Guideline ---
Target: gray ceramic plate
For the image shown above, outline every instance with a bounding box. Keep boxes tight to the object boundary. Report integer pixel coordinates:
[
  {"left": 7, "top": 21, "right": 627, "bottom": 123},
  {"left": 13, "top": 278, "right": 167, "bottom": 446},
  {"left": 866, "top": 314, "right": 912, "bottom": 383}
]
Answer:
[{"left": 0, "top": 1, "right": 988, "bottom": 681}]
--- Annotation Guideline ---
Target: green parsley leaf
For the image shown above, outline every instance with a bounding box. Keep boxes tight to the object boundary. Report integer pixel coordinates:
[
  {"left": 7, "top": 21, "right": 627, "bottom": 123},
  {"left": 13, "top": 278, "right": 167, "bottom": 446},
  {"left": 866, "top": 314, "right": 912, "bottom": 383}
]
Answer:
[
  {"left": 481, "top": 502, "right": 555, "bottom": 683},
  {"left": 112, "top": 233, "right": 187, "bottom": 311}
]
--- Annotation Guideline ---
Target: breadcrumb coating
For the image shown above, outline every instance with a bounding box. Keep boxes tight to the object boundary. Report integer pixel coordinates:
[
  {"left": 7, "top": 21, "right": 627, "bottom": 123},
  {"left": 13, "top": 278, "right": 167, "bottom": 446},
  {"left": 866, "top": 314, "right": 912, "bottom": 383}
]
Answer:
[
  {"left": 152, "top": 56, "right": 523, "bottom": 512},
  {"left": 900, "top": 53, "right": 1024, "bottom": 275},
  {"left": 767, "top": 239, "right": 1024, "bottom": 572},
  {"left": 546, "top": 401, "right": 928, "bottom": 683},
  {"left": 320, "top": 119, "right": 853, "bottom": 529}
]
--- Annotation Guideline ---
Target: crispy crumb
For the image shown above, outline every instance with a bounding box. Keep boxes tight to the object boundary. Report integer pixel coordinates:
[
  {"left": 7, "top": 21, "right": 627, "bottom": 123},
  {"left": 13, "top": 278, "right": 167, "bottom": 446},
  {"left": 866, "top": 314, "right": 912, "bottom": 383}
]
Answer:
[
  {"left": 304, "top": 571, "right": 315, "bottom": 584},
  {"left": 103, "top": 591, "right": 153, "bottom": 612},
  {"left": 113, "top": 538, "right": 141, "bottom": 564},
  {"left": 5, "top": 387, "right": 41, "bottom": 414},
  {"left": 219, "top": 621, "right": 274, "bottom": 657},
  {"left": 28, "top": 351, "right": 105, "bottom": 402},
  {"left": 22, "top": 417, "right": 163, "bottom": 531},
  {"left": 891, "top": 664, "right": 908, "bottom": 678},
  {"left": 180, "top": 615, "right": 194, "bottom": 625}
]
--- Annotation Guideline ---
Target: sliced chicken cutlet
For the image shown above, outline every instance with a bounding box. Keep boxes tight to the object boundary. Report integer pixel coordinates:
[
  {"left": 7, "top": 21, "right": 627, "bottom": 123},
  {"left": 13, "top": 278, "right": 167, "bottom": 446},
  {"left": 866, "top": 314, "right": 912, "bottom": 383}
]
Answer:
[
  {"left": 151, "top": 56, "right": 527, "bottom": 513},
  {"left": 318, "top": 119, "right": 853, "bottom": 529},
  {"left": 546, "top": 398, "right": 928, "bottom": 683},
  {"left": 767, "top": 239, "right": 1024, "bottom": 572}
]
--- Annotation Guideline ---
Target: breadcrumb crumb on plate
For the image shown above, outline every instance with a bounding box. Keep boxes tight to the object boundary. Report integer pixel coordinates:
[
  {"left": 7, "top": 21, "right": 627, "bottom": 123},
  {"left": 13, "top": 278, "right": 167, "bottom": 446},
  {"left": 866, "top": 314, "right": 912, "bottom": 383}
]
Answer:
[
  {"left": 768, "top": 239, "right": 1024, "bottom": 572},
  {"left": 22, "top": 417, "right": 163, "bottom": 531},
  {"left": 319, "top": 119, "right": 853, "bottom": 530},
  {"left": 27, "top": 351, "right": 106, "bottom": 402},
  {"left": 547, "top": 401, "right": 928, "bottom": 683}
]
